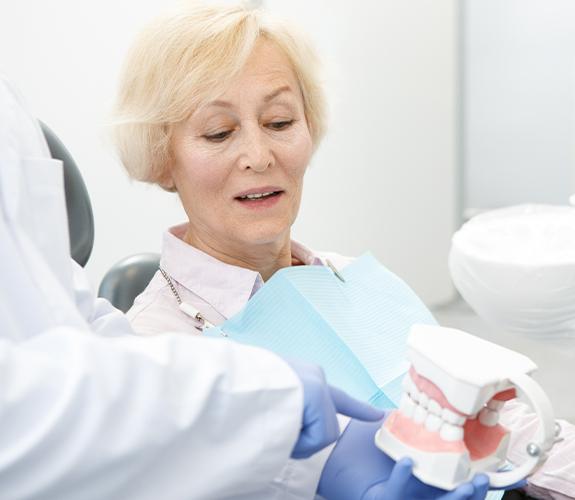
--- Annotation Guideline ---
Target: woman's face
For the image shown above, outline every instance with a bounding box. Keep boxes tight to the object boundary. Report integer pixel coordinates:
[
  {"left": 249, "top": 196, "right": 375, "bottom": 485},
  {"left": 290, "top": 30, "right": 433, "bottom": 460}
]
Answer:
[{"left": 170, "top": 40, "right": 313, "bottom": 254}]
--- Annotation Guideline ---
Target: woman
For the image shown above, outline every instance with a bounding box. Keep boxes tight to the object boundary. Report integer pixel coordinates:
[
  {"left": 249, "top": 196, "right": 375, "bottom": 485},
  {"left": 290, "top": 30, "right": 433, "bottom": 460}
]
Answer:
[{"left": 113, "top": 4, "right": 574, "bottom": 499}]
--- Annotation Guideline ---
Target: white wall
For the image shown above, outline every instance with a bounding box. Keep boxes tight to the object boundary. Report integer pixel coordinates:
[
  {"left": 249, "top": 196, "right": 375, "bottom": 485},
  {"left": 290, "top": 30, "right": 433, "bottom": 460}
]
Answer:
[
  {"left": 463, "top": 0, "right": 575, "bottom": 213},
  {"left": 0, "top": 0, "right": 458, "bottom": 306}
]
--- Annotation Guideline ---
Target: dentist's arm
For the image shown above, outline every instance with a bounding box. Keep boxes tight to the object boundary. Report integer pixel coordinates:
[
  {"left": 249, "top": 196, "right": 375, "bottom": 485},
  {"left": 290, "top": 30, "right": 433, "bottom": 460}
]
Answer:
[{"left": 0, "top": 327, "right": 304, "bottom": 500}]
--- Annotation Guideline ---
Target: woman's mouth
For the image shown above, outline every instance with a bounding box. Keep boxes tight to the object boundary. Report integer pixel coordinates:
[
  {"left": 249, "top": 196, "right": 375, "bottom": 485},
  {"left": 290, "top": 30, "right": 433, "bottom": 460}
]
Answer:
[{"left": 234, "top": 190, "right": 284, "bottom": 209}]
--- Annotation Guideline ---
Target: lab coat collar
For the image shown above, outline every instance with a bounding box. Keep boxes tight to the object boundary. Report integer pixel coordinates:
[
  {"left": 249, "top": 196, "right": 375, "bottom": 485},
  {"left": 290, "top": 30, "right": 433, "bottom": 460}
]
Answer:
[{"left": 160, "top": 223, "right": 323, "bottom": 320}]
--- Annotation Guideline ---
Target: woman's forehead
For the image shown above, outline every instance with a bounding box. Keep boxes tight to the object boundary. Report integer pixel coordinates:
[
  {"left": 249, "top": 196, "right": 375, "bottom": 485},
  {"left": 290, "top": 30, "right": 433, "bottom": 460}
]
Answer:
[
  {"left": 186, "top": 41, "right": 303, "bottom": 119},
  {"left": 216, "top": 41, "right": 298, "bottom": 93}
]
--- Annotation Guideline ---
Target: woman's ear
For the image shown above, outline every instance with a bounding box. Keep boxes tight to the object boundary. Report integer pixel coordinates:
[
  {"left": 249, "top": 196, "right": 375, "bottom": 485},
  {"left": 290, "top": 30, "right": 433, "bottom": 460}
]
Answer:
[
  {"left": 157, "top": 160, "right": 178, "bottom": 192},
  {"left": 158, "top": 173, "right": 177, "bottom": 192},
  {"left": 159, "top": 126, "right": 180, "bottom": 192},
  {"left": 159, "top": 180, "right": 178, "bottom": 193}
]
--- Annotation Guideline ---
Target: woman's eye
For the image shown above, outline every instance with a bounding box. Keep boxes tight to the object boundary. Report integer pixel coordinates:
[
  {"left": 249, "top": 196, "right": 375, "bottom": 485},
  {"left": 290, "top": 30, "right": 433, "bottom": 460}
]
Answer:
[
  {"left": 204, "top": 130, "right": 232, "bottom": 142},
  {"left": 268, "top": 120, "right": 294, "bottom": 131}
]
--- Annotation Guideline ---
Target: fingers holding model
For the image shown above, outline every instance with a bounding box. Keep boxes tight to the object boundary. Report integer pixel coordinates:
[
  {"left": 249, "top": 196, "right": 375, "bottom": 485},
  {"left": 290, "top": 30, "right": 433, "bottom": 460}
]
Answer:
[{"left": 317, "top": 417, "right": 524, "bottom": 500}]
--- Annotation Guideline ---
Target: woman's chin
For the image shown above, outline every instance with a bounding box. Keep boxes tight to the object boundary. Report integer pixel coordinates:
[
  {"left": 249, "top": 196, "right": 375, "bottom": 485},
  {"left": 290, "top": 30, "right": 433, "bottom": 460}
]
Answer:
[{"left": 229, "top": 225, "right": 291, "bottom": 248}]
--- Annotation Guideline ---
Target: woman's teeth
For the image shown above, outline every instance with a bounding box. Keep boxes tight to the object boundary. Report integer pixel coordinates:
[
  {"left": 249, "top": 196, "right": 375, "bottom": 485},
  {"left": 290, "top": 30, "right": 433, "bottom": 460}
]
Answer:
[{"left": 238, "top": 191, "right": 278, "bottom": 200}]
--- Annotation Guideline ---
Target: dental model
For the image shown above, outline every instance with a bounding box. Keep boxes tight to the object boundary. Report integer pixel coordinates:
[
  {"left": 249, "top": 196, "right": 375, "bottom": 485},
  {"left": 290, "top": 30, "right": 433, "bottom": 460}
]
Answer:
[{"left": 375, "top": 325, "right": 557, "bottom": 490}]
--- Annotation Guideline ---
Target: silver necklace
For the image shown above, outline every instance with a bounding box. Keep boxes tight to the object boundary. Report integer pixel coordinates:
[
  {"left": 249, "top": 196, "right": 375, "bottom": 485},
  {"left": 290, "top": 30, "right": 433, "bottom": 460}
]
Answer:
[{"left": 159, "top": 267, "right": 219, "bottom": 331}]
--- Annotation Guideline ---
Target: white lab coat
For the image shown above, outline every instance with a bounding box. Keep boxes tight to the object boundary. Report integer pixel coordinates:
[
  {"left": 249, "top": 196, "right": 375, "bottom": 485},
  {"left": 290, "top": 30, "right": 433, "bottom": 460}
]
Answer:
[{"left": 0, "top": 77, "right": 305, "bottom": 500}]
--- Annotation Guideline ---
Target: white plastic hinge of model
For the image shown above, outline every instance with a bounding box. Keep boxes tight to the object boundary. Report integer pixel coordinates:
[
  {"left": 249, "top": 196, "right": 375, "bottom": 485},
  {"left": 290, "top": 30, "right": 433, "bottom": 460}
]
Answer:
[{"left": 375, "top": 324, "right": 556, "bottom": 490}]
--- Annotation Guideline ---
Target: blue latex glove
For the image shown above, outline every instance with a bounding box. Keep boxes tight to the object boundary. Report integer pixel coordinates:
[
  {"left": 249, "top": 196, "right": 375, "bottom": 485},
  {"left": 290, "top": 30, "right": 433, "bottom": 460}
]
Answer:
[
  {"left": 287, "top": 359, "right": 385, "bottom": 459},
  {"left": 318, "top": 418, "right": 527, "bottom": 500}
]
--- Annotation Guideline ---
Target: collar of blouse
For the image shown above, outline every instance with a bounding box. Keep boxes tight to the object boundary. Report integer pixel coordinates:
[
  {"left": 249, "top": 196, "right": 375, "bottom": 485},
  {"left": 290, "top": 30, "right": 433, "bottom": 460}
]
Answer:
[{"left": 159, "top": 222, "right": 324, "bottom": 320}]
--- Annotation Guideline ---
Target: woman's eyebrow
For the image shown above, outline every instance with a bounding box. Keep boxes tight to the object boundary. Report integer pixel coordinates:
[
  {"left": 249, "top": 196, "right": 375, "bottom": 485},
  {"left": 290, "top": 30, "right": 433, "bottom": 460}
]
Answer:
[
  {"left": 263, "top": 85, "right": 293, "bottom": 103},
  {"left": 207, "top": 85, "right": 294, "bottom": 109}
]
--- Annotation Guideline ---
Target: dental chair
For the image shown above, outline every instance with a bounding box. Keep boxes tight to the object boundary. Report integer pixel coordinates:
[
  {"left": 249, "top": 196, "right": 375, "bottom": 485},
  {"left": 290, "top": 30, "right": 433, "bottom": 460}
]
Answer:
[
  {"left": 41, "top": 121, "right": 94, "bottom": 267},
  {"left": 98, "top": 253, "right": 160, "bottom": 313},
  {"left": 41, "top": 122, "right": 160, "bottom": 312}
]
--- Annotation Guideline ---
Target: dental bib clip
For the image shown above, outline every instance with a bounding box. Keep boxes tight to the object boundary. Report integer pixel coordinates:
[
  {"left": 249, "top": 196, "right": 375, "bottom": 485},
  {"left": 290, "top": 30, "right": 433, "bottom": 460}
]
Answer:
[{"left": 375, "top": 324, "right": 557, "bottom": 490}]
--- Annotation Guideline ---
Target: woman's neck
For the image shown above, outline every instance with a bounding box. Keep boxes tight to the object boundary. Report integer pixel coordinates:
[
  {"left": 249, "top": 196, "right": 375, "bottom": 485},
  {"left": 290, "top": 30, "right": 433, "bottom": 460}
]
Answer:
[{"left": 183, "top": 227, "right": 293, "bottom": 282}]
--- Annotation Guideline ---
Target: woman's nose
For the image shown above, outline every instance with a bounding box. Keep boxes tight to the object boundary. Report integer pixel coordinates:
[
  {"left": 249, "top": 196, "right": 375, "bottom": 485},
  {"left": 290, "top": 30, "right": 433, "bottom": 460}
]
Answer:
[{"left": 238, "top": 127, "right": 273, "bottom": 173}]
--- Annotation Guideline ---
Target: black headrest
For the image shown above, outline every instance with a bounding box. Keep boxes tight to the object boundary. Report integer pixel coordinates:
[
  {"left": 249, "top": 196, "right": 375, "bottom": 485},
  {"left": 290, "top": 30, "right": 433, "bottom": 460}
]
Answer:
[{"left": 40, "top": 122, "right": 94, "bottom": 267}]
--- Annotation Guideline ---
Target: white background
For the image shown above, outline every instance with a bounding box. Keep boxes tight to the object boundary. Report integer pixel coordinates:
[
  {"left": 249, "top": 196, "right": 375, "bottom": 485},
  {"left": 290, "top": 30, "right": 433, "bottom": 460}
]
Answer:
[
  {"left": 0, "top": 0, "right": 458, "bottom": 307},
  {"left": 463, "top": 0, "right": 575, "bottom": 213}
]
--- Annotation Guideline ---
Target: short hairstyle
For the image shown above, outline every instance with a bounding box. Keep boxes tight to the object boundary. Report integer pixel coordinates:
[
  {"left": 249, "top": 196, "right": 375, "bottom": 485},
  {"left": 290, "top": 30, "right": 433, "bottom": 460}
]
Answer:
[{"left": 112, "top": 2, "right": 326, "bottom": 190}]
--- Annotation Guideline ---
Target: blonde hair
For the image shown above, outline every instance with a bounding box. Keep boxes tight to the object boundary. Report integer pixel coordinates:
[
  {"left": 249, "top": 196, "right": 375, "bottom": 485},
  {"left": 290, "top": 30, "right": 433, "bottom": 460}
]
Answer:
[{"left": 112, "top": 2, "right": 326, "bottom": 190}]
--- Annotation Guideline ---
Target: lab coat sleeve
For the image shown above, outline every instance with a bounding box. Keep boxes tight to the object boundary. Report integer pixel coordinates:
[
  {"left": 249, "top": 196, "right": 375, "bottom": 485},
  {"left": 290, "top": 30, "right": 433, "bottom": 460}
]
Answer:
[
  {"left": 70, "top": 259, "right": 133, "bottom": 337},
  {"left": 0, "top": 327, "right": 303, "bottom": 500}
]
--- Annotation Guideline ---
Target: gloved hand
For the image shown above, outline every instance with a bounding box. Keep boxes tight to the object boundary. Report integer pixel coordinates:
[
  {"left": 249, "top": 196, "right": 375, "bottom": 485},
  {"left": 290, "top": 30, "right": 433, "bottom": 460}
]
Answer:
[
  {"left": 318, "top": 417, "right": 527, "bottom": 500},
  {"left": 286, "top": 359, "right": 385, "bottom": 459}
]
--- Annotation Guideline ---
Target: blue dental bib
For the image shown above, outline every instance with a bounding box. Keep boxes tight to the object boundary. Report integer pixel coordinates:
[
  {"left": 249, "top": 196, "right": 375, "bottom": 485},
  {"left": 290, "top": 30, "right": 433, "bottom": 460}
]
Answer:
[{"left": 205, "top": 253, "right": 435, "bottom": 409}]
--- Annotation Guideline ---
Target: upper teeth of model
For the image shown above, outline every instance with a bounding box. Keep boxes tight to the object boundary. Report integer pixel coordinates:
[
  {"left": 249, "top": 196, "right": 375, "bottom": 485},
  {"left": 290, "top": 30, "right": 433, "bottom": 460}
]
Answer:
[
  {"left": 400, "top": 372, "right": 504, "bottom": 441},
  {"left": 240, "top": 191, "right": 275, "bottom": 199}
]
